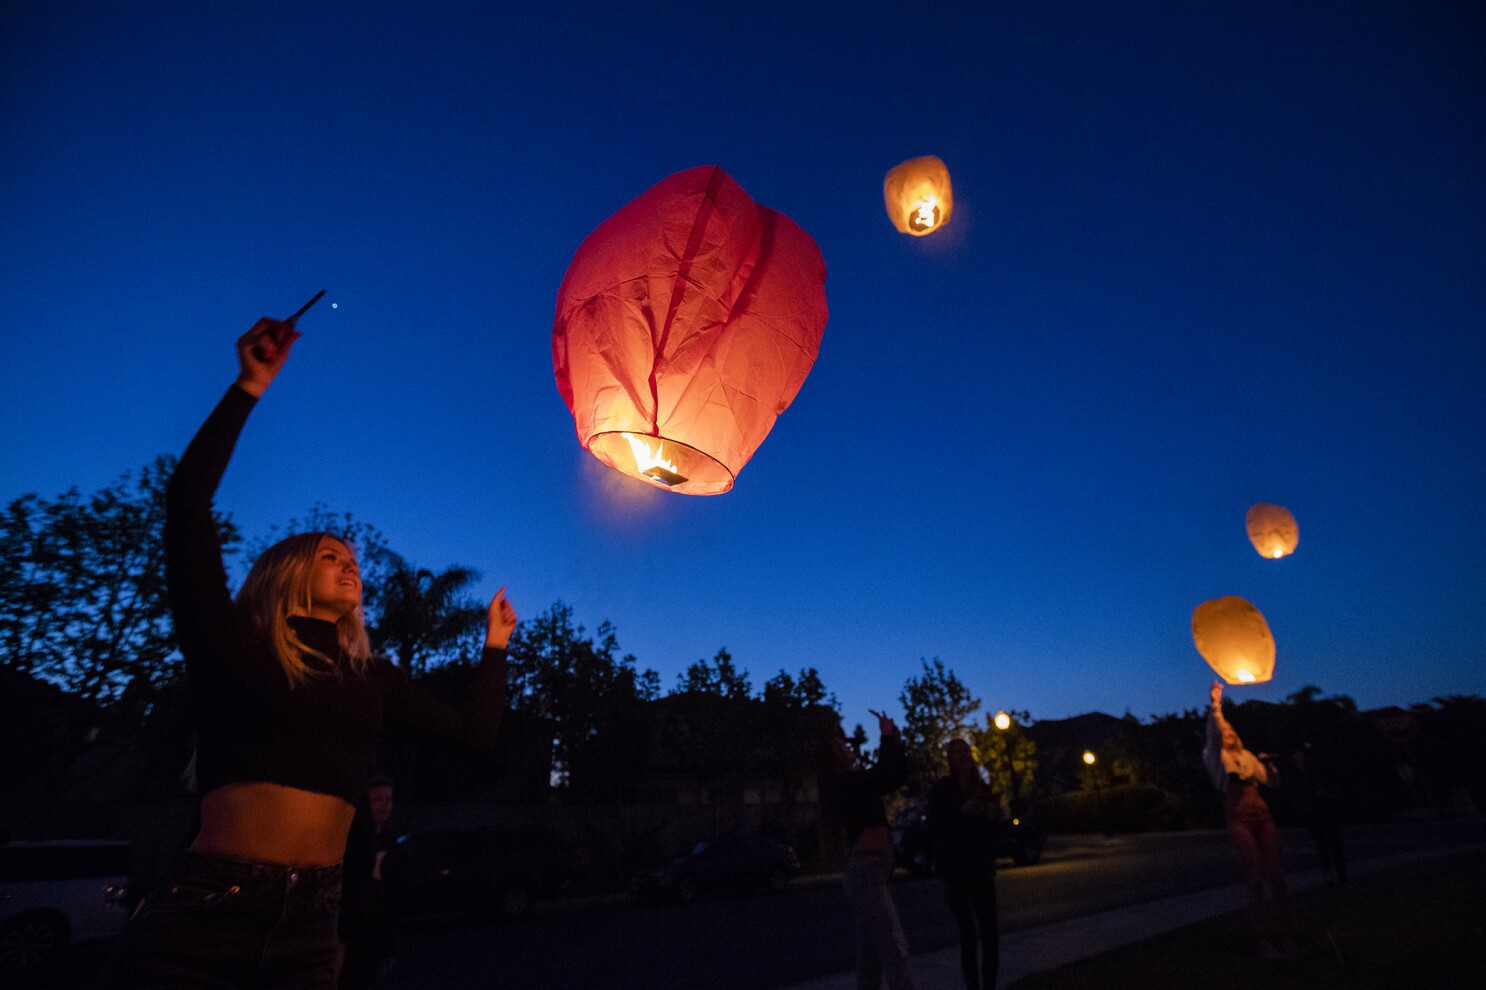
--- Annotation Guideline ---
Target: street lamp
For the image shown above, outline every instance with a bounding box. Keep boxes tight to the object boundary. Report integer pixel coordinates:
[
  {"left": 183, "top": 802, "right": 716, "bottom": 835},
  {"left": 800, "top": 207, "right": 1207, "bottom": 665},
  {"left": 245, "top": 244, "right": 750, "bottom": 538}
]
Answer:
[
  {"left": 994, "top": 711, "right": 1020, "bottom": 816},
  {"left": 1083, "top": 750, "right": 1106, "bottom": 834}
]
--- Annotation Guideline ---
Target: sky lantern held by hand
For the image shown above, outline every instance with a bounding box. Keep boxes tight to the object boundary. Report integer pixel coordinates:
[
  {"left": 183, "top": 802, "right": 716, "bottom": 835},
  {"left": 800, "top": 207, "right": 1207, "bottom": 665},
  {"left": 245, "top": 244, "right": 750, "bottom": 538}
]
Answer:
[
  {"left": 1246, "top": 503, "right": 1300, "bottom": 559},
  {"left": 1191, "top": 596, "right": 1276, "bottom": 685},
  {"left": 883, "top": 155, "right": 953, "bottom": 236},
  {"left": 554, "top": 165, "right": 828, "bottom": 495}
]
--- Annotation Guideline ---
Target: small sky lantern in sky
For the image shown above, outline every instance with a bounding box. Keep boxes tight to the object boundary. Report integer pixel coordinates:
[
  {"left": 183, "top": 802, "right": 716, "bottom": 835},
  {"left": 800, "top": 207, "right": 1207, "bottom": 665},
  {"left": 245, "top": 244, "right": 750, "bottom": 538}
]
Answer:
[
  {"left": 1191, "top": 596, "right": 1277, "bottom": 686},
  {"left": 554, "top": 165, "right": 828, "bottom": 495},
  {"left": 883, "top": 155, "right": 953, "bottom": 236},
  {"left": 1245, "top": 502, "right": 1300, "bottom": 559},
  {"left": 994, "top": 711, "right": 1012, "bottom": 731}
]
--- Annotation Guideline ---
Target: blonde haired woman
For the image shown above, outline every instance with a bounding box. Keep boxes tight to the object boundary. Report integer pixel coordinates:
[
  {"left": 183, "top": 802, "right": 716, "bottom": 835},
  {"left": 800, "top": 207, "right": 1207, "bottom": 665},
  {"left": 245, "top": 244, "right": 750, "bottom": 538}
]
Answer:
[{"left": 118, "top": 317, "right": 517, "bottom": 987}]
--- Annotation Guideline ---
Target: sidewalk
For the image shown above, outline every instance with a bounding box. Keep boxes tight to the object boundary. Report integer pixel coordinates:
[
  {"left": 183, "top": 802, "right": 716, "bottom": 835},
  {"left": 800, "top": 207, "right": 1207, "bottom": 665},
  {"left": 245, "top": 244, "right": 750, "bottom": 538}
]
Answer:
[{"left": 773, "top": 847, "right": 1464, "bottom": 990}]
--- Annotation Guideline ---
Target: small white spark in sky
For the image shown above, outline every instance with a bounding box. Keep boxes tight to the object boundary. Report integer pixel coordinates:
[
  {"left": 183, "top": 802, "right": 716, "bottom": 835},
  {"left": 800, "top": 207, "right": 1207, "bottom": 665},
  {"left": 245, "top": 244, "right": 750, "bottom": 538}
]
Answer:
[{"left": 331, "top": 303, "right": 338, "bottom": 309}]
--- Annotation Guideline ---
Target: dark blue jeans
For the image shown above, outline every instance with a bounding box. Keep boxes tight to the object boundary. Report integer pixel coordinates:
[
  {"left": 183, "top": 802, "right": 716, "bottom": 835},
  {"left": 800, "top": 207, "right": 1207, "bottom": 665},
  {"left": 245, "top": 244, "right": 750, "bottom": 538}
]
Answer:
[{"left": 116, "top": 851, "right": 342, "bottom": 989}]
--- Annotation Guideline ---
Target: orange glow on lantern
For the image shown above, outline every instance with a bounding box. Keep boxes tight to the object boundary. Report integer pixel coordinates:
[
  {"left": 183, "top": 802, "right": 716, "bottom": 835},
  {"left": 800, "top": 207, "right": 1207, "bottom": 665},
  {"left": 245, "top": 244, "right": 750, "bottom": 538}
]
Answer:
[
  {"left": 883, "top": 156, "right": 953, "bottom": 236},
  {"left": 1191, "top": 596, "right": 1276, "bottom": 685},
  {"left": 554, "top": 166, "right": 828, "bottom": 495},
  {"left": 1245, "top": 503, "right": 1299, "bottom": 559}
]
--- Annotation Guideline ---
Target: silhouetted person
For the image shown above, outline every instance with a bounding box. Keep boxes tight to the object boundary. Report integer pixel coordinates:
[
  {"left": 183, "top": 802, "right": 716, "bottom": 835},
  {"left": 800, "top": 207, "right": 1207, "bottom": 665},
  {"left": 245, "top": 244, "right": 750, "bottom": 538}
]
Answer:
[
  {"left": 1290, "top": 742, "right": 1348, "bottom": 884},
  {"left": 1203, "top": 680, "right": 1295, "bottom": 959},
  {"left": 928, "top": 739, "right": 999, "bottom": 990},
  {"left": 339, "top": 778, "right": 399, "bottom": 989},
  {"left": 117, "top": 316, "right": 518, "bottom": 988},
  {"left": 819, "top": 711, "right": 919, "bottom": 990}
]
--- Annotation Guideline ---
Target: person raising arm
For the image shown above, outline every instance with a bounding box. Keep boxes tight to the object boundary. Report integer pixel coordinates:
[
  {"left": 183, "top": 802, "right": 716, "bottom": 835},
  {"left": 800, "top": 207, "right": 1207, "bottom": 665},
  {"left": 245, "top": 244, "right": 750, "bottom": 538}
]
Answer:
[{"left": 118, "top": 316, "right": 518, "bottom": 989}]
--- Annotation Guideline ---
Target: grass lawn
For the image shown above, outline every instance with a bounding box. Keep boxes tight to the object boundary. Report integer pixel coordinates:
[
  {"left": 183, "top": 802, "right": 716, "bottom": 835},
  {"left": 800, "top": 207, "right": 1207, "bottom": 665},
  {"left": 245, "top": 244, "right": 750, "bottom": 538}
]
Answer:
[{"left": 1005, "top": 846, "right": 1486, "bottom": 989}]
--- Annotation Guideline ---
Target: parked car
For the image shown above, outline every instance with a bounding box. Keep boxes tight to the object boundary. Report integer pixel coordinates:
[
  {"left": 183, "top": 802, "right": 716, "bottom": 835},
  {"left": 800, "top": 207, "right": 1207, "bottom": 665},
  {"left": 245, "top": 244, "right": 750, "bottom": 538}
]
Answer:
[
  {"left": 384, "top": 825, "right": 569, "bottom": 919},
  {"left": 0, "top": 840, "right": 131, "bottom": 972},
  {"left": 891, "top": 803, "right": 1046, "bottom": 876},
  {"left": 631, "top": 833, "right": 799, "bottom": 902}
]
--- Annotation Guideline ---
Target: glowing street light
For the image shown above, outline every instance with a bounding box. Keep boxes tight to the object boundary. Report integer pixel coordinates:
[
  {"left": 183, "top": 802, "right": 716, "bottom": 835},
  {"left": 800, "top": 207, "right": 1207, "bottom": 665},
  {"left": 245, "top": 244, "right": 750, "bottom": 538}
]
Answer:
[{"left": 1082, "top": 750, "right": 1096, "bottom": 766}]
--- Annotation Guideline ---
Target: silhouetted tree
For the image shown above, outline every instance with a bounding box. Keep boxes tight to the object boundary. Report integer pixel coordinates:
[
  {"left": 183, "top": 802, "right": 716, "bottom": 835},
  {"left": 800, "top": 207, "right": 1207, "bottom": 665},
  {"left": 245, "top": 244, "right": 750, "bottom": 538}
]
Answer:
[
  {"left": 371, "top": 557, "right": 485, "bottom": 675},
  {"left": 969, "top": 709, "right": 1037, "bottom": 808},
  {"left": 0, "top": 457, "right": 240, "bottom": 704},
  {"left": 762, "top": 666, "right": 839, "bottom": 711},
  {"left": 1412, "top": 695, "right": 1486, "bottom": 811},
  {"left": 899, "top": 658, "right": 981, "bottom": 784},
  {"left": 674, "top": 647, "right": 752, "bottom": 699},
  {"left": 506, "top": 601, "right": 660, "bottom": 788}
]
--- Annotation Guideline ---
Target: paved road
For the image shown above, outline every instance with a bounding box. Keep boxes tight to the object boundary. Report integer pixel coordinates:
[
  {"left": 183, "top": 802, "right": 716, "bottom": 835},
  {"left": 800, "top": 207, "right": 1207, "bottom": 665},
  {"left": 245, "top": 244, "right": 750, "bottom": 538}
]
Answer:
[
  {"left": 385, "top": 818, "right": 1482, "bottom": 989},
  {"left": 27, "top": 818, "right": 1482, "bottom": 988}
]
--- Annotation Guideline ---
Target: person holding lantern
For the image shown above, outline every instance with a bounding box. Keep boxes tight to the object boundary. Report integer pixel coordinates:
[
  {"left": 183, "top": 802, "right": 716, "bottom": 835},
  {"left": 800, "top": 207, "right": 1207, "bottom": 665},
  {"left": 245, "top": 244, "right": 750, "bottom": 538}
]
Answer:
[
  {"left": 928, "top": 738, "right": 1000, "bottom": 990},
  {"left": 116, "top": 317, "right": 518, "bottom": 988},
  {"left": 818, "top": 711, "right": 919, "bottom": 990},
  {"left": 1203, "top": 680, "right": 1295, "bottom": 959}
]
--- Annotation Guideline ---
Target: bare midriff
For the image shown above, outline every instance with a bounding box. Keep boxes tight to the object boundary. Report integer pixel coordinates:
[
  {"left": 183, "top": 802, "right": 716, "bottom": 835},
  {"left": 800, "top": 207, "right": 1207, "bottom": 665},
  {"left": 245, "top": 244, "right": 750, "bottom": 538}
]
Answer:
[
  {"left": 191, "top": 782, "right": 355, "bottom": 867},
  {"left": 853, "top": 824, "right": 893, "bottom": 856}
]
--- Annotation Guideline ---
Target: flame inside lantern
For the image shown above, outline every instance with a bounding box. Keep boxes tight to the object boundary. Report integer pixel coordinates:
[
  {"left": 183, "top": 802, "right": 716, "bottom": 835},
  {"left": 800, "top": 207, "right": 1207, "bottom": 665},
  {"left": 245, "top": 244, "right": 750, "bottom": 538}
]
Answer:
[
  {"left": 909, "top": 198, "right": 942, "bottom": 232},
  {"left": 622, "top": 432, "right": 689, "bottom": 488}
]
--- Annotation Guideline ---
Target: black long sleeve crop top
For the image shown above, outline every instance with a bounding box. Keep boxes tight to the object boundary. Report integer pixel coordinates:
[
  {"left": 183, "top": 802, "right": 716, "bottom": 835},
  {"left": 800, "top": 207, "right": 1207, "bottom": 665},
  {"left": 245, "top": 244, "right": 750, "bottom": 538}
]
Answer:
[
  {"left": 825, "top": 735, "right": 909, "bottom": 845},
  {"left": 165, "top": 385, "right": 507, "bottom": 807}
]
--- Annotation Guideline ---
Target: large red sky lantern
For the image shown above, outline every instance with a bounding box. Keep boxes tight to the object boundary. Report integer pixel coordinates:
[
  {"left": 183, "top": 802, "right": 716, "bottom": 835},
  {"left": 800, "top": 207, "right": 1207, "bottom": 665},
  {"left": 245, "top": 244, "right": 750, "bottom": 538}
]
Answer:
[{"left": 554, "top": 166, "right": 828, "bottom": 495}]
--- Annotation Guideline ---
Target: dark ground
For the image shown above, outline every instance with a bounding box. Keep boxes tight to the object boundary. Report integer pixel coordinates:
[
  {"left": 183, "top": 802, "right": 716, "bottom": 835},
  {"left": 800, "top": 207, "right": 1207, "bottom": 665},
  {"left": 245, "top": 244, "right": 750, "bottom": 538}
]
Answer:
[{"left": 1005, "top": 845, "right": 1486, "bottom": 989}]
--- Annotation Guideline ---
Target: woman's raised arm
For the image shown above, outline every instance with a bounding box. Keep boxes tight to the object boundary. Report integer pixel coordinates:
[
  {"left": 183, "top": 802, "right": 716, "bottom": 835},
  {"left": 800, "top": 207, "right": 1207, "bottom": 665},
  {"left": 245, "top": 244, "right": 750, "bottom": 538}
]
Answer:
[{"left": 234, "top": 318, "right": 299, "bottom": 397}]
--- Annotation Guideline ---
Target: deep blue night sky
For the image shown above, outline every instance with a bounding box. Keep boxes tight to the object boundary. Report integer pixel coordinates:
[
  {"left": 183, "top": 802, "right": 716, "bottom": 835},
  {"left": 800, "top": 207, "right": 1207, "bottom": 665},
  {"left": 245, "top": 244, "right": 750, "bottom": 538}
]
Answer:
[{"left": 2, "top": 1, "right": 1482, "bottom": 725}]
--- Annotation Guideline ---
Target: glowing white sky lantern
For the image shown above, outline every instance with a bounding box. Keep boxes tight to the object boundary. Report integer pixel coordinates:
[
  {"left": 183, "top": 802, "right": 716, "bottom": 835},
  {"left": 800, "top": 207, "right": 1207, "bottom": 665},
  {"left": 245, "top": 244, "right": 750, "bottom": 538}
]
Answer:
[
  {"left": 883, "top": 155, "right": 953, "bottom": 236},
  {"left": 1245, "top": 502, "right": 1299, "bottom": 559},
  {"left": 554, "top": 165, "right": 828, "bottom": 495},
  {"left": 1191, "top": 596, "right": 1276, "bottom": 685}
]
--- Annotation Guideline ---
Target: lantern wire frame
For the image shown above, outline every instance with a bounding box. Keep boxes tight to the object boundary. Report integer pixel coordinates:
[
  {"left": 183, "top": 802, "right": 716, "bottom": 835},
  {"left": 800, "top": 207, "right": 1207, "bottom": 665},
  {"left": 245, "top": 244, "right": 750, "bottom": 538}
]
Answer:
[{"left": 588, "top": 431, "right": 736, "bottom": 495}]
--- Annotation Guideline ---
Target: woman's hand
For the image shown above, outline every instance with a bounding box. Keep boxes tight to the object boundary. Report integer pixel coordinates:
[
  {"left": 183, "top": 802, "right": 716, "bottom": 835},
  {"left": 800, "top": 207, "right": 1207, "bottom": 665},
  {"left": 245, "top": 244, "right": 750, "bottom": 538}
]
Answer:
[
  {"left": 1209, "top": 679, "right": 1224, "bottom": 709},
  {"left": 235, "top": 317, "right": 300, "bottom": 397},
  {"left": 485, "top": 587, "right": 518, "bottom": 649},
  {"left": 874, "top": 710, "right": 900, "bottom": 739}
]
